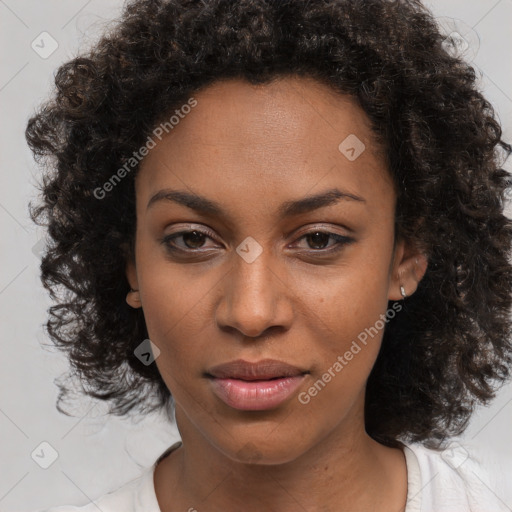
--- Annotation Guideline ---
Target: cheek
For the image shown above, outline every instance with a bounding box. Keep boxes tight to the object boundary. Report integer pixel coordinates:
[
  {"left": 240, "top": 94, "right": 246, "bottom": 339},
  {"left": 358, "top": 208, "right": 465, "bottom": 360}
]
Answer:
[
  {"left": 134, "top": 239, "right": 215, "bottom": 383},
  {"left": 295, "top": 283, "right": 389, "bottom": 430},
  {"left": 301, "top": 242, "right": 393, "bottom": 337},
  {"left": 296, "top": 235, "right": 394, "bottom": 389},
  {"left": 303, "top": 273, "right": 389, "bottom": 378},
  {"left": 136, "top": 231, "right": 210, "bottom": 321}
]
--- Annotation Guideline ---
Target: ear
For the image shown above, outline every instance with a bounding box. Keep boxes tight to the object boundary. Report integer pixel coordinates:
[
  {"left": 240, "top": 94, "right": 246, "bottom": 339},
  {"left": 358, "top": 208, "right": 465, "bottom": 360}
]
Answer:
[
  {"left": 125, "top": 256, "right": 142, "bottom": 309},
  {"left": 388, "top": 237, "right": 428, "bottom": 301}
]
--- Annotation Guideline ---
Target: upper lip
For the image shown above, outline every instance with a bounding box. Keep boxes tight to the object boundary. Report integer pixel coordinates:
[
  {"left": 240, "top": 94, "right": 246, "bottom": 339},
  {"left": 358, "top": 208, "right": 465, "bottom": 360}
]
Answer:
[{"left": 206, "top": 359, "right": 308, "bottom": 380}]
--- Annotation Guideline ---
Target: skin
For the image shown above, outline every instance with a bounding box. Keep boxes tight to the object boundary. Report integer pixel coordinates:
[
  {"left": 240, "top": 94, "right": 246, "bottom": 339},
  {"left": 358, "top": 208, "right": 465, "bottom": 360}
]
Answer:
[{"left": 125, "top": 75, "right": 428, "bottom": 512}]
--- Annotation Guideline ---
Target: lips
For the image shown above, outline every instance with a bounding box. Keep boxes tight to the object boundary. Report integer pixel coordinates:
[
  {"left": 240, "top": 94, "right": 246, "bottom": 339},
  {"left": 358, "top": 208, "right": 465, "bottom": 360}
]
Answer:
[
  {"left": 205, "top": 359, "right": 308, "bottom": 411},
  {"left": 206, "top": 359, "right": 307, "bottom": 380}
]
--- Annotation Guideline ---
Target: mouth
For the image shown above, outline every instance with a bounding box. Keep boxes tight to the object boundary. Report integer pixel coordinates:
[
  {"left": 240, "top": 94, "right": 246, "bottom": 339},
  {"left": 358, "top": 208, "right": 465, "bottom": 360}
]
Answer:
[{"left": 205, "top": 359, "right": 309, "bottom": 411}]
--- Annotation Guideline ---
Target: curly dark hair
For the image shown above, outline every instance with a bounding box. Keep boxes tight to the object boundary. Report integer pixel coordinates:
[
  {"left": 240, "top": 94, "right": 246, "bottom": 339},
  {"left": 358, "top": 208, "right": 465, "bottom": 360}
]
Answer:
[{"left": 25, "top": 0, "right": 512, "bottom": 450}]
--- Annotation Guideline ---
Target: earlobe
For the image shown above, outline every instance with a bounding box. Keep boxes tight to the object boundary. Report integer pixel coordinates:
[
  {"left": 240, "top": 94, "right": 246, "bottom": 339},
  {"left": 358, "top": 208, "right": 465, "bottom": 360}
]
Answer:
[
  {"left": 126, "top": 288, "right": 142, "bottom": 308},
  {"left": 388, "top": 244, "right": 428, "bottom": 301},
  {"left": 125, "top": 259, "right": 142, "bottom": 309}
]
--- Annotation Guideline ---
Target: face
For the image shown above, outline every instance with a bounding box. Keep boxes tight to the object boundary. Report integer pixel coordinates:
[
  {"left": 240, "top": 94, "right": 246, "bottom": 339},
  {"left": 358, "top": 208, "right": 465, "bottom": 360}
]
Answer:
[{"left": 126, "top": 75, "right": 426, "bottom": 465}]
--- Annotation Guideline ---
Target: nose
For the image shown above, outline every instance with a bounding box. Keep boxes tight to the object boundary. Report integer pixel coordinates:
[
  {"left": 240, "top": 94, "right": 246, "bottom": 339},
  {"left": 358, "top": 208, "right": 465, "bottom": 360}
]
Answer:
[{"left": 215, "top": 248, "right": 293, "bottom": 339}]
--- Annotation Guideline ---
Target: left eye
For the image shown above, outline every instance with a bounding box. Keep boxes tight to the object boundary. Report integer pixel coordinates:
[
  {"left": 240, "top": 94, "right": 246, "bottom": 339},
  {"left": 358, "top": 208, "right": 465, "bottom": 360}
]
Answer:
[{"left": 293, "top": 231, "right": 353, "bottom": 252}]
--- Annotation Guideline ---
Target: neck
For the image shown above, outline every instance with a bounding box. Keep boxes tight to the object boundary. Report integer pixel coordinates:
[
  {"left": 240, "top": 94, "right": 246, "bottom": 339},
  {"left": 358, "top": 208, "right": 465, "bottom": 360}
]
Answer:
[{"left": 154, "top": 402, "right": 408, "bottom": 512}]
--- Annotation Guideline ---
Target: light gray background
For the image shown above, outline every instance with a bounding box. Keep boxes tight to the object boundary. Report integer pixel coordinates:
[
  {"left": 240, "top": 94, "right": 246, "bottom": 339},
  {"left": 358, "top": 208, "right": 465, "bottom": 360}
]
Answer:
[{"left": 1, "top": 1, "right": 511, "bottom": 511}]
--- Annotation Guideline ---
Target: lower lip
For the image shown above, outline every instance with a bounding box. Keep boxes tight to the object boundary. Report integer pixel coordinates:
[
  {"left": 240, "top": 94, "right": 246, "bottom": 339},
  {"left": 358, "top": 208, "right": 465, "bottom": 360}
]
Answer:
[{"left": 208, "top": 375, "right": 306, "bottom": 411}]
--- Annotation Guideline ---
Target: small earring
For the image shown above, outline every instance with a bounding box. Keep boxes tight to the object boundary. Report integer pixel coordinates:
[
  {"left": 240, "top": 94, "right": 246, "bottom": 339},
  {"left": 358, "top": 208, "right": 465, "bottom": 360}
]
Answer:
[{"left": 400, "top": 285, "right": 407, "bottom": 299}]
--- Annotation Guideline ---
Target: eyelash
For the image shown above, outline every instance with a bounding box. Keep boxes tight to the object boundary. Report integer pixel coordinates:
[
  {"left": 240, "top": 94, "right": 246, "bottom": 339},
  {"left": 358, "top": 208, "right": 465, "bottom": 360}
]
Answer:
[{"left": 160, "top": 227, "right": 354, "bottom": 256}]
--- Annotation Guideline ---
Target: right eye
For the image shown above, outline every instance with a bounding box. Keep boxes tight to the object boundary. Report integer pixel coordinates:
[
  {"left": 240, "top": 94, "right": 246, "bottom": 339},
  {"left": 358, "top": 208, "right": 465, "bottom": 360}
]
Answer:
[{"left": 161, "top": 228, "right": 219, "bottom": 253}]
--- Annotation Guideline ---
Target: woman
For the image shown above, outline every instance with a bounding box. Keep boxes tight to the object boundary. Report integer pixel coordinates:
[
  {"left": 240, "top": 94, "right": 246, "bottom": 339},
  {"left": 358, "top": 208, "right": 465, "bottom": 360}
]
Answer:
[{"left": 26, "top": 0, "right": 512, "bottom": 510}]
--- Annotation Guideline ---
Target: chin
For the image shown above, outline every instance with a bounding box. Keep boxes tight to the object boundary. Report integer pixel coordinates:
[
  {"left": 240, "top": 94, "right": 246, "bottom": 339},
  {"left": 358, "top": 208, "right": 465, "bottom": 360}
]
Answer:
[{"left": 212, "top": 430, "right": 311, "bottom": 466}]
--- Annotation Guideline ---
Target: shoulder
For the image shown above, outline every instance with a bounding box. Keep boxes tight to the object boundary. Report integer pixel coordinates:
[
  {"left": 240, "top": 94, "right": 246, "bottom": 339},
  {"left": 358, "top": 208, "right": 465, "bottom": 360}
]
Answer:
[
  {"left": 32, "top": 465, "right": 157, "bottom": 512},
  {"left": 404, "top": 440, "right": 512, "bottom": 512}
]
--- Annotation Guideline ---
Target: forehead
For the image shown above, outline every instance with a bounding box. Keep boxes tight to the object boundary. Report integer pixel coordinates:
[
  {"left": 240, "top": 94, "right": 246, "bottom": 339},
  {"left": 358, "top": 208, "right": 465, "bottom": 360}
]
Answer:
[
  {"left": 153, "top": 75, "right": 381, "bottom": 150},
  {"left": 136, "top": 75, "right": 394, "bottom": 218}
]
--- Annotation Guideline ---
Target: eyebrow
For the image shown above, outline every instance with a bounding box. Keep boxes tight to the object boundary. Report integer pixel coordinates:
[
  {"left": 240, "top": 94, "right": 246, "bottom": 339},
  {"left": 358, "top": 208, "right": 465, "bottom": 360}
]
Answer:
[{"left": 146, "top": 187, "right": 366, "bottom": 218}]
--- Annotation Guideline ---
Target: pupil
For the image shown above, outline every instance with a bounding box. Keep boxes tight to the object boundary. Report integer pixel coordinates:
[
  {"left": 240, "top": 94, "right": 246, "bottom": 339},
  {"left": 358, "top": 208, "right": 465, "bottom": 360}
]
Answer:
[
  {"left": 184, "top": 231, "right": 205, "bottom": 249},
  {"left": 308, "top": 232, "right": 329, "bottom": 249}
]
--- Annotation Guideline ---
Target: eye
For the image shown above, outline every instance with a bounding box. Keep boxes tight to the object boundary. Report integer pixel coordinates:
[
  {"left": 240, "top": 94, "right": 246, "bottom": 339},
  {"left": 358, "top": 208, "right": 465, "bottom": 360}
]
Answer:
[
  {"left": 160, "top": 227, "right": 354, "bottom": 256},
  {"left": 292, "top": 230, "right": 354, "bottom": 254},
  {"left": 161, "top": 229, "right": 219, "bottom": 253}
]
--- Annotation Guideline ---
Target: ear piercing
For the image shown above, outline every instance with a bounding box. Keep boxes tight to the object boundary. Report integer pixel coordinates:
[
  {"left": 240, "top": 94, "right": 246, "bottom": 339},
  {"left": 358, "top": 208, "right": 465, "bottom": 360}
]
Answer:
[{"left": 398, "top": 258, "right": 420, "bottom": 300}]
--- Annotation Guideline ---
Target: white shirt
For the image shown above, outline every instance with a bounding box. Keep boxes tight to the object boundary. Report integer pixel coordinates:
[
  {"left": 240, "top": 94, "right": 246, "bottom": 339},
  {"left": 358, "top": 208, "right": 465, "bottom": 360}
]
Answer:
[{"left": 36, "top": 440, "right": 511, "bottom": 512}]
